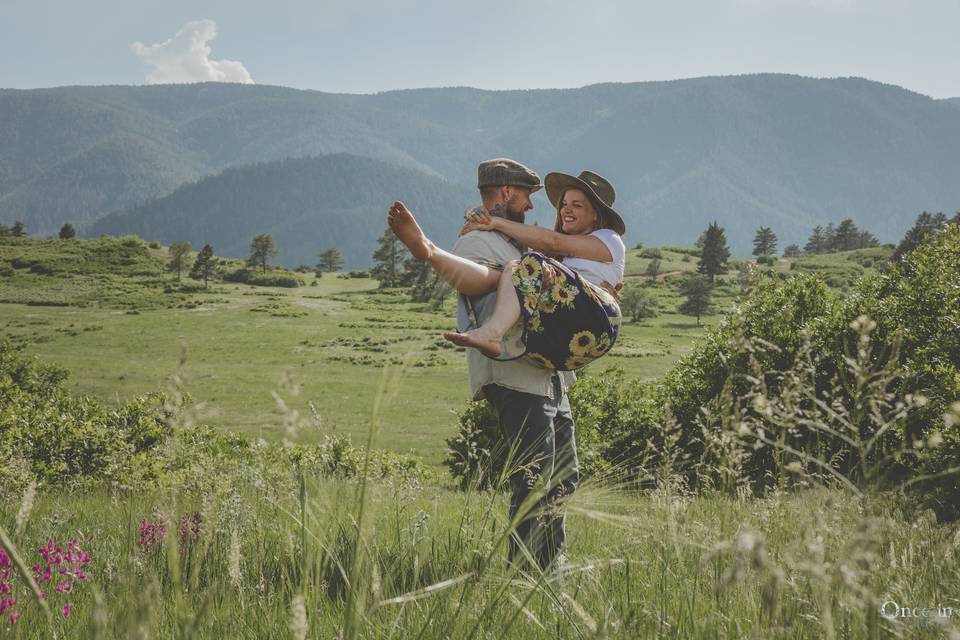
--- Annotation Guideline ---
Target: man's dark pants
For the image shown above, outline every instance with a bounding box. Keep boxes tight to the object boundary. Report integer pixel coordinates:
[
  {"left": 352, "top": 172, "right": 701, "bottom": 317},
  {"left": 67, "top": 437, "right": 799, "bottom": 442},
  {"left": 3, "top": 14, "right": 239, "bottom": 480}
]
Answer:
[{"left": 483, "top": 374, "right": 579, "bottom": 569}]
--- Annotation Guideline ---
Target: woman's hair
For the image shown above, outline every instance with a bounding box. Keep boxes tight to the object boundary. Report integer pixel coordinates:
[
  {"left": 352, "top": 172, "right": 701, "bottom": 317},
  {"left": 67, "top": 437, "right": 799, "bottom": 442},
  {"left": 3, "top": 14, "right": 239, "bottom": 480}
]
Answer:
[{"left": 553, "top": 188, "right": 611, "bottom": 234}]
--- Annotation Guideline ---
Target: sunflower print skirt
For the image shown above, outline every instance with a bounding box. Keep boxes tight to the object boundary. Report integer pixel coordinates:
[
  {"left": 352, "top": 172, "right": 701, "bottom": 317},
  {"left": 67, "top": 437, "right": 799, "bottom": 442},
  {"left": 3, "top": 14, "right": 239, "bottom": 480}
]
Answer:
[{"left": 511, "top": 252, "right": 621, "bottom": 371}]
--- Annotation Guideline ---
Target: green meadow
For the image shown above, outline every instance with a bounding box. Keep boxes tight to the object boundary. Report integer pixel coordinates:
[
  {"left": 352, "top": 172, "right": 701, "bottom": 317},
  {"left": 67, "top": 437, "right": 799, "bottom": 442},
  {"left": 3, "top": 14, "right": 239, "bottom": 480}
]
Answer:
[
  {"left": 6, "top": 234, "right": 955, "bottom": 639},
  {"left": 0, "top": 240, "right": 769, "bottom": 466}
]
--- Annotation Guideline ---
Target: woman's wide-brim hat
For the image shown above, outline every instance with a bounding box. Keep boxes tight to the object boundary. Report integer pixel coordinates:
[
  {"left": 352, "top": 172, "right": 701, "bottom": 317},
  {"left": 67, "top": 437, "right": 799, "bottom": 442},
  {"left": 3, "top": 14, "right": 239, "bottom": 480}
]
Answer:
[{"left": 545, "top": 170, "right": 625, "bottom": 236}]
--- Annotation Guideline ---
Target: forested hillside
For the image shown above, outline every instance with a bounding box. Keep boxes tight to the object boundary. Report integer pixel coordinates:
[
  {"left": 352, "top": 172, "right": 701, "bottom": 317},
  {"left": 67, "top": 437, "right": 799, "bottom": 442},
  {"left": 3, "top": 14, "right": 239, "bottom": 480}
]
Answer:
[
  {"left": 4, "top": 75, "right": 960, "bottom": 253},
  {"left": 89, "top": 154, "right": 475, "bottom": 267}
]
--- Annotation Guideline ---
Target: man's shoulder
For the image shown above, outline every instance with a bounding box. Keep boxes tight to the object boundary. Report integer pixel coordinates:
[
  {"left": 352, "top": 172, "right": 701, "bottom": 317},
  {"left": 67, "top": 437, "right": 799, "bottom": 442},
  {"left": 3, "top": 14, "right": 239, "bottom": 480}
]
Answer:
[{"left": 453, "top": 230, "right": 519, "bottom": 263}]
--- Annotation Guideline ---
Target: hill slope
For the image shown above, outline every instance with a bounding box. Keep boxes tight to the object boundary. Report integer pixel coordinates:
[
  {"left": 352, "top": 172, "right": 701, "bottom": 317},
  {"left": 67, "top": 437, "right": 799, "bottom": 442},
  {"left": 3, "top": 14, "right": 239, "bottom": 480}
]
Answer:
[
  {"left": 5, "top": 76, "right": 960, "bottom": 253},
  {"left": 88, "top": 154, "right": 475, "bottom": 268}
]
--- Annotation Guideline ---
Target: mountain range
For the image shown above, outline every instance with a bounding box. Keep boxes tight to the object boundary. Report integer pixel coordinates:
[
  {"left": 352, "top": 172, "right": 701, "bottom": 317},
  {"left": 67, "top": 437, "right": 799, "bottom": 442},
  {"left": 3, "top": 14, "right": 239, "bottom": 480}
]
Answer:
[
  {"left": 3, "top": 75, "right": 960, "bottom": 265},
  {"left": 89, "top": 154, "right": 474, "bottom": 268}
]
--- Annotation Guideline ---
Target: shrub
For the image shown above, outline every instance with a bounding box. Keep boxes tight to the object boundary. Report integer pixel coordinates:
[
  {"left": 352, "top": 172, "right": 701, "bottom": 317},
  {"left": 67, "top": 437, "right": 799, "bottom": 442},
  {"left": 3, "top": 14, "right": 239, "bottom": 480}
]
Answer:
[
  {"left": 638, "top": 248, "right": 662, "bottom": 260},
  {"left": 0, "top": 343, "right": 430, "bottom": 490},
  {"left": 661, "top": 246, "right": 702, "bottom": 257},
  {"left": 444, "top": 373, "right": 632, "bottom": 489},
  {"left": 0, "top": 341, "right": 172, "bottom": 486},
  {"left": 756, "top": 255, "right": 777, "bottom": 266},
  {"left": 620, "top": 286, "right": 660, "bottom": 321},
  {"left": 223, "top": 268, "right": 302, "bottom": 288},
  {"left": 444, "top": 226, "right": 960, "bottom": 518}
]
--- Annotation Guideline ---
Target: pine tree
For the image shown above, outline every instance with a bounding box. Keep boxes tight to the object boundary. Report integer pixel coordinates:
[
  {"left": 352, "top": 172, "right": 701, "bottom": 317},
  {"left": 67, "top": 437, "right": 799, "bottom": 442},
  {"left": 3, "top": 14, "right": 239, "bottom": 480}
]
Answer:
[
  {"left": 248, "top": 234, "right": 278, "bottom": 273},
  {"left": 696, "top": 222, "right": 730, "bottom": 283},
  {"left": 10, "top": 221, "right": 26, "bottom": 237},
  {"left": 370, "top": 227, "right": 410, "bottom": 288},
  {"left": 752, "top": 226, "right": 777, "bottom": 257},
  {"left": 894, "top": 211, "right": 948, "bottom": 261},
  {"left": 168, "top": 241, "right": 192, "bottom": 282},
  {"left": 823, "top": 223, "right": 837, "bottom": 252},
  {"left": 833, "top": 218, "right": 860, "bottom": 251},
  {"left": 59, "top": 223, "right": 76, "bottom": 240},
  {"left": 316, "top": 247, "right": 345, "bottom": 273},
  {"left": 401, "top": 257, "right": 449, "bottom": 303},
  {"left": 189, "top": 244, "right": 220, "bottom": 288},
  {"left": 805, "top": 226, "right": 826, "bottom": 254},
  {"left": 694, "top": 229, "right": 707, "bottom": 249},
  {"left": 856, "top": 230, "right": 879, "bottom": 249},
  {"left": 677, "top": 275, "right": 713, "bottom": 326}
]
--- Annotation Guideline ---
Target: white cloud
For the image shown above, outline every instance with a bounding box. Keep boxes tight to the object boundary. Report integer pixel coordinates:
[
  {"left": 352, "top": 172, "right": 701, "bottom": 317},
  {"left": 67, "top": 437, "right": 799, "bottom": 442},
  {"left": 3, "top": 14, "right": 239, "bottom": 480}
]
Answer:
[{"left": 131, "top": 19, "right": 254, "bottom": 85}]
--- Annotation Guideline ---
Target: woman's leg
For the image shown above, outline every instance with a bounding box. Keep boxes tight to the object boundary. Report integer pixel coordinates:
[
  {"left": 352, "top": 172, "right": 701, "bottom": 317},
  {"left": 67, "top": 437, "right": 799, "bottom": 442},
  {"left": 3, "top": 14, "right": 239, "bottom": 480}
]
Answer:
[
  {"left": 442, "top": 261, "right": 521, "bottom": 357},
  {"left": 388, "top": 201, "right": 500, "bottom": 295}
]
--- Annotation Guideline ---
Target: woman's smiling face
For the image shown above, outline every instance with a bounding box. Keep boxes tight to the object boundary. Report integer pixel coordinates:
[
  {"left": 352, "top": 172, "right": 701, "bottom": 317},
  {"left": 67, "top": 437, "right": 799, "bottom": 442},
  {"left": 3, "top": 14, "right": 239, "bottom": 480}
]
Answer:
[{"left": 558, "top": 189, "right": 599, "bottom": 235}]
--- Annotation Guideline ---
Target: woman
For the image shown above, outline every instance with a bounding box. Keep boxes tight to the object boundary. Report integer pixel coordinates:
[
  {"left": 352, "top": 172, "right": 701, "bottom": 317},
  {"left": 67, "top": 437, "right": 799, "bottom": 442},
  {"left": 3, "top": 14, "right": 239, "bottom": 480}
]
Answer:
[{"left": 388, "top": 170, "right": 626, "bottom": 371}]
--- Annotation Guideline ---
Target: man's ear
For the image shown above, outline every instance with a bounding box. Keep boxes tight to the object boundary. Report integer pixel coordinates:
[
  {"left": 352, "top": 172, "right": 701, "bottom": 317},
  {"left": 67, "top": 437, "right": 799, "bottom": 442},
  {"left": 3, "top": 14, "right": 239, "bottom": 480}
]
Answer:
[{"left": 500, "top": 185, "right": 511, "bottom": 202}]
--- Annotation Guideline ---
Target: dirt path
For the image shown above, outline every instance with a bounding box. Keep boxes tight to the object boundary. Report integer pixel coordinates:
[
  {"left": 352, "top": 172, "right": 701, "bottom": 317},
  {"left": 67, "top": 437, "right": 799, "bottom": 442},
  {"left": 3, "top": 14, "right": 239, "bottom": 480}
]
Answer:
[{"left": 655, "top": 270, "right": 683, "bottom": 283}]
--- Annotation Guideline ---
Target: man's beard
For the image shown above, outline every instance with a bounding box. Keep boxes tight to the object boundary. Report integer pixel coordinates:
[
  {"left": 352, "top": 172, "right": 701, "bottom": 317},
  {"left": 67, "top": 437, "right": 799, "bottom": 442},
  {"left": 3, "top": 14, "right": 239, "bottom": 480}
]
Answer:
[{"left": 489, "top": 202, "right": 525, "bottom": 223}]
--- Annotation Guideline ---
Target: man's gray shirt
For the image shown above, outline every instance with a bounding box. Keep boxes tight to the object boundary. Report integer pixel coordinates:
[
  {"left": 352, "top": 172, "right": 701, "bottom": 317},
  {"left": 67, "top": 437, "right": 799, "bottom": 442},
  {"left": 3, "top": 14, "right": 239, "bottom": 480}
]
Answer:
[{"left": 453, "top": 230, "right": 575, "bottom": 401}]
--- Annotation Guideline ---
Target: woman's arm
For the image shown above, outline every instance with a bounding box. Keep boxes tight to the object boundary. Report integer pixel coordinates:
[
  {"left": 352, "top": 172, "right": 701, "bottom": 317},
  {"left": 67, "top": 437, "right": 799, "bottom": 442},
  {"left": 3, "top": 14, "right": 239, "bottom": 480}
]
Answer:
[
  {"left": 463, "top": 213, "right": 613, "bottom": 262},
  {"left": 427, "top": 246, "right": 501, "bottom": 296}
]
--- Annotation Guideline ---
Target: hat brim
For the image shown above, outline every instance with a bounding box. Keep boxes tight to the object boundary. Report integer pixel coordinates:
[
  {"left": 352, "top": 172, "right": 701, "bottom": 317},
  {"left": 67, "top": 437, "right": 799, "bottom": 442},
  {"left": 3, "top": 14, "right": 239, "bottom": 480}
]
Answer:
[{"left": 545, "top": 173, "right": 625, "bottom": 236}]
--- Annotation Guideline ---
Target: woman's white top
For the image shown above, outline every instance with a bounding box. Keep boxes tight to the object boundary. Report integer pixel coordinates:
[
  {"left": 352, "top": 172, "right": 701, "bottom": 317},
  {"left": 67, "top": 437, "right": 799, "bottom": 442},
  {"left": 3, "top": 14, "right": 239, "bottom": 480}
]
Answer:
[{"left": 562, "top": 228, "right": 626, "bottom": 286}]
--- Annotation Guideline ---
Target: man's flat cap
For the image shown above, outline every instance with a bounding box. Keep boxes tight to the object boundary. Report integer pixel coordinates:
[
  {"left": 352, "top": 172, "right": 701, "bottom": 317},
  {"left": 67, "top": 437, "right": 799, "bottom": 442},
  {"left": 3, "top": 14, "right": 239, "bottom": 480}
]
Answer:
[{"left": 477, "top": 158, "right": 542, "bottom": 192}]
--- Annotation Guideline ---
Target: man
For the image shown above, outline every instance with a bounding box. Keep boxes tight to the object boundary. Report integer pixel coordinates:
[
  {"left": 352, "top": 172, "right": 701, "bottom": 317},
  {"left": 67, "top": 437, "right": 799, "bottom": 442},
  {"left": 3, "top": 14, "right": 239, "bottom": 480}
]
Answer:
[
  {"left": 455, "top": 159, "right": 578, "bottom": 570},
  {"left": 386, "top": 158, "right": 578, "bottom": 570}
]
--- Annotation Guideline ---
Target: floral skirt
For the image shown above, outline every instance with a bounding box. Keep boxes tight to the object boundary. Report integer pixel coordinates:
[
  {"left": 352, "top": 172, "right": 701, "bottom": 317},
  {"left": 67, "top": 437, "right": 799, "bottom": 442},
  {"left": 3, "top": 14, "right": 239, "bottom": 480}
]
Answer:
[{"left": 511, "top": 252, "right": 621, "bottom": 371}]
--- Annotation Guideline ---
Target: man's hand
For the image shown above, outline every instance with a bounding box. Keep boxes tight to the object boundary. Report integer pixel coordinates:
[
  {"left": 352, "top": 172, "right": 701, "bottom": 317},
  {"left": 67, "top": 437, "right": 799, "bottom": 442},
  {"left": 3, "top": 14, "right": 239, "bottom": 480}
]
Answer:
[{"left": 599, "top": 280, "right": 624, "bottom": 303}]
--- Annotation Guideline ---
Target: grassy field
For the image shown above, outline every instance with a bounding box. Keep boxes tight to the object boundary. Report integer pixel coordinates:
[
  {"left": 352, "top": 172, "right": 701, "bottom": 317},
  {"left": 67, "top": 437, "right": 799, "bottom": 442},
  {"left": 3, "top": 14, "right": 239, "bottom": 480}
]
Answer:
[
  {"left": 0, "top": 240, "right": 786, "bottom": 467},
  {"left": 5, "top": 236, "right": 956, "bottom": 638}
]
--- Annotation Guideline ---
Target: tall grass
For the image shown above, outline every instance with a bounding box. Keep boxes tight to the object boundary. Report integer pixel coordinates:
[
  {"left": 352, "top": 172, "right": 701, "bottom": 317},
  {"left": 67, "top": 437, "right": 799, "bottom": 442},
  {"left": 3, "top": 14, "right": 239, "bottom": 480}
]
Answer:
[{"left": 3, "top": 362, "right": 959, "bottom": 638}]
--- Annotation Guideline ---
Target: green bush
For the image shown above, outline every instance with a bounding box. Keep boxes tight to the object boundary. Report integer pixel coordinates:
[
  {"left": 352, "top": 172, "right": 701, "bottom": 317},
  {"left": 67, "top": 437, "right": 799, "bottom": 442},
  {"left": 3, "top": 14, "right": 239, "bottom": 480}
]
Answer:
[
  {"left": 661, "top": 246, "right": 702, "bottom": 257},
  {"left": 0, "top": 341, "right": 172, "bottom": 485},
  {"left": 223, "top": 267, "right": 302, "bottom": 288},
  {"left": 0, "top": 342, "right": 431, "bottom": 490},
  {"left": 620, "top": 286, "right": 660, "bottom": 321},
  {"left": 638, "top": 248, "right": 663, "bottom": 260},
  {"left": 756, "top": 255, "right": 777, "bottom": 266},
  {"left": 444, "top": 374, "right": 628, "bottom": 489},
  {"left": 443, "top": 226, "right": 960, "bottom": 518}
]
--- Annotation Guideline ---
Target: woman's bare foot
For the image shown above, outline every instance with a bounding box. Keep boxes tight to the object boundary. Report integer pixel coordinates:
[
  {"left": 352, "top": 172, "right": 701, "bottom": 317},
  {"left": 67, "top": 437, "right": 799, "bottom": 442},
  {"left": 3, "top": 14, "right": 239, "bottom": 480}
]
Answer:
[
  {"left": 388, "top": 201, "right": 434, "bottom": 261},
  {"left": 442, "top": 330, "right": 503, "bottom": 359}
]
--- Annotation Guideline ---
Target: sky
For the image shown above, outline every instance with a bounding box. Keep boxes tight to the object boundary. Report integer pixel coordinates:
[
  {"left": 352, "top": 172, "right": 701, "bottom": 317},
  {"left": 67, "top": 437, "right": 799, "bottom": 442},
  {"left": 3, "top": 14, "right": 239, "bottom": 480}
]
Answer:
[{"left": 1, "top": 0, "right": 958, "bottom": 98}]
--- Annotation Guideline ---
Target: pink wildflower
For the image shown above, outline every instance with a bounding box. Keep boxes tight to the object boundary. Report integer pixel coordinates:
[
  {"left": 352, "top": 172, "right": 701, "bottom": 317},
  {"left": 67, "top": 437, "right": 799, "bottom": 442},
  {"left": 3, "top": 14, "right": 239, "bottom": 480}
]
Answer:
[
  {"left": 28, "top": 538, "right": 92, "bottom": 621},
  {"left": 177, "top": 513, "right": 202, "bottom": 553},
  {"left": 0, "top": 549, "right": 16, "bottom": 625},
  {"left": 139, "top": 517, "right": 168, "bottom": 552}
]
